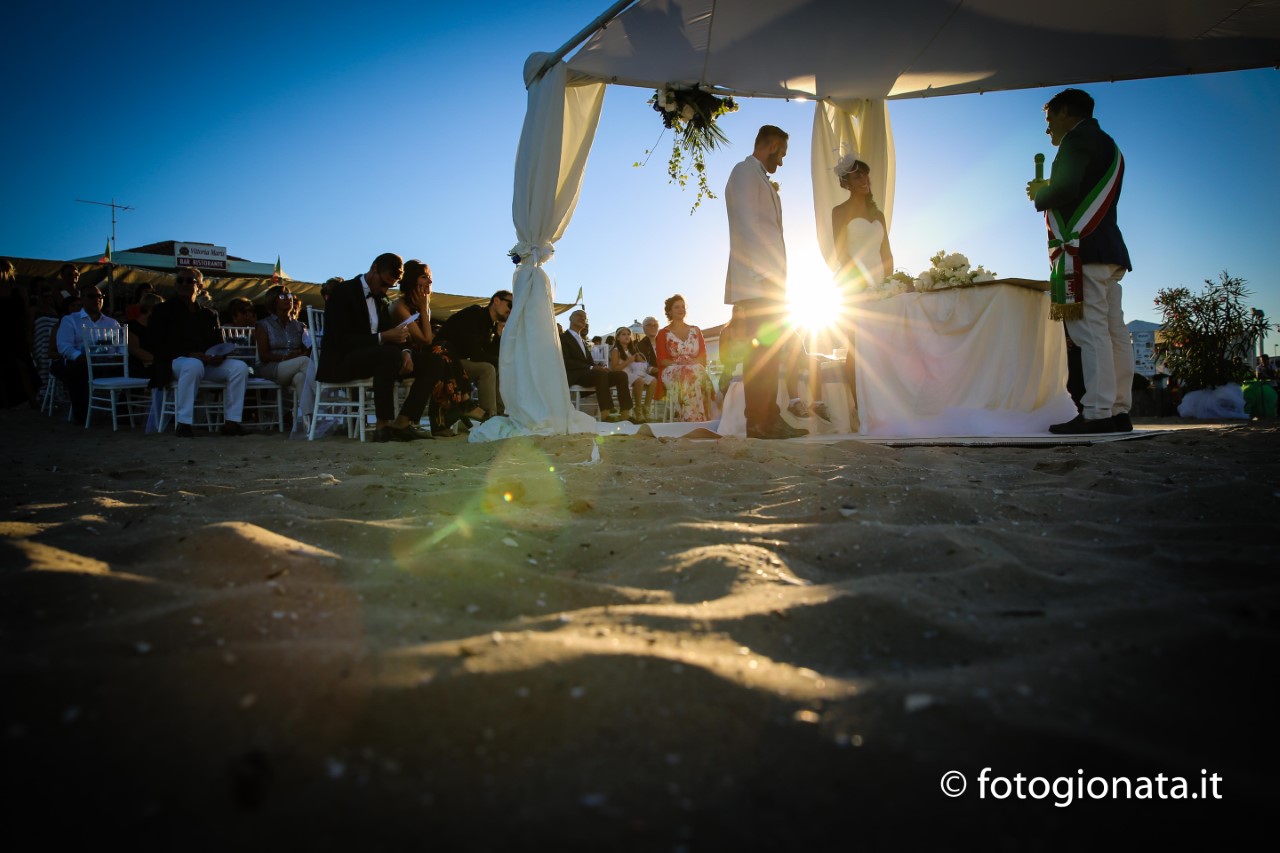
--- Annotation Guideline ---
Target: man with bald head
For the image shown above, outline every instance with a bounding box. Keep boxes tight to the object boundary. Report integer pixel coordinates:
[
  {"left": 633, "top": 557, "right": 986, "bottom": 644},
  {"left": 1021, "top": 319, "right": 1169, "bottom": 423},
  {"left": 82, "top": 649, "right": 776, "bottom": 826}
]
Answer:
[{"left": 560, "top": 308, "right": 633, "bottom": 423}]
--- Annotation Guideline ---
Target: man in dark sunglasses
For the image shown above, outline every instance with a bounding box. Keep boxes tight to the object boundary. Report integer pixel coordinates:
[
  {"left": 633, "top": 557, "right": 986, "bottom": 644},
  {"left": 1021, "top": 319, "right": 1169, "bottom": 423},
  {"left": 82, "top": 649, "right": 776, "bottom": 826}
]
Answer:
[{"left": 148, "top": 268, "right": 251, "bottom": 437}]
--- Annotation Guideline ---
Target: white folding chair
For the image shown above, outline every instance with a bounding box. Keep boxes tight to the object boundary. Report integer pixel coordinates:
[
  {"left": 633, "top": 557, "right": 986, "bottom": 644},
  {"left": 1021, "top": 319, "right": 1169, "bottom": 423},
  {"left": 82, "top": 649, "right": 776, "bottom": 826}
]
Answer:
[
  {"left": 306, "top": 306, "right": 374, "bottom": 441},
  {"left": 82, "top": 326, "right": 149, "bottom": 429},
  {"left": 568, "top": 384, "right": 600, "bottom": 419},
  {"left": 221, "top": 325, "right": 284, "bottom": 431}
]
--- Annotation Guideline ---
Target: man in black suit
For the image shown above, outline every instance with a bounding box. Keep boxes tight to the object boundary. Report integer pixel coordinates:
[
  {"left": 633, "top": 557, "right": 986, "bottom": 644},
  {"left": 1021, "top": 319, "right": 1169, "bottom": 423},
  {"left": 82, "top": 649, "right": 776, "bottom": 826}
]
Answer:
[
  {"left": 560, "top": 309, "right": 632, "bottom": 423},
  {"left": 316, "top": 252, "right": 432, "bottom": 442},
  {"left": 436, "top": 289, "right": 511, "bottom": 418},
  {"left": 1028, "top": 88, "right": 1134, "bottom": 435}
]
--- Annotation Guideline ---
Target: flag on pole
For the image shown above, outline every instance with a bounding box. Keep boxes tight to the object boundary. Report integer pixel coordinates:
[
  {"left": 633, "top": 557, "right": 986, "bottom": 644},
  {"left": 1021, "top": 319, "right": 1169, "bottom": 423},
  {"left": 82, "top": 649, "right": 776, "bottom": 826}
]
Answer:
[
  {"left": 272, "top": 256, "right": 281, "bottom": 284},
  {"left": 98, "top": 239, "right": 111, "bottom": 264}
]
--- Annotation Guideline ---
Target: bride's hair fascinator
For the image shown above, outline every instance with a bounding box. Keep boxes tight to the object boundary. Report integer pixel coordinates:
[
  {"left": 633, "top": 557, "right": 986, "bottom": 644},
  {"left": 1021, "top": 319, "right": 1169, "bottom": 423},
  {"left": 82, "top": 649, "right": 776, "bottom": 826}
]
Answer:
[{"left": 834, "top": 151, "right": 869, "bottom": 179}]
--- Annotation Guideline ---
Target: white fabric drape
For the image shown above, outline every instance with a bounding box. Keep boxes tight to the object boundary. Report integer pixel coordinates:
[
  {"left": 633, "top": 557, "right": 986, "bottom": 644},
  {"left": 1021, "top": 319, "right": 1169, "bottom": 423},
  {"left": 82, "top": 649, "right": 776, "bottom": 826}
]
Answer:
[
  {"left": 811, "top": 99, "right": 895, "bottom": 274},
  {"left": 470, "top": 55, "right": 605, "bottom": 442}
]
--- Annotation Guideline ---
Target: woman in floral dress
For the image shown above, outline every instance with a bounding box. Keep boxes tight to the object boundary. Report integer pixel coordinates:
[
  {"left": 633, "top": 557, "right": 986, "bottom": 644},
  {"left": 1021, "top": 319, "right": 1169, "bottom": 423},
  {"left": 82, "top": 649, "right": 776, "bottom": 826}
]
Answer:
[{"left": 655, "top": 293, "right": 716, "bottom": 422}]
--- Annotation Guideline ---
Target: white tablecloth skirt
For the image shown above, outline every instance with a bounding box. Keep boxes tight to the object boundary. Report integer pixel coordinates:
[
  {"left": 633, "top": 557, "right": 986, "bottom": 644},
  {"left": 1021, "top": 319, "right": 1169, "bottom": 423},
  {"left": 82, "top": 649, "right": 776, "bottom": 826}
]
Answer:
[{"left": 852, "top": 284, "right": 1076, "bottom": 436}]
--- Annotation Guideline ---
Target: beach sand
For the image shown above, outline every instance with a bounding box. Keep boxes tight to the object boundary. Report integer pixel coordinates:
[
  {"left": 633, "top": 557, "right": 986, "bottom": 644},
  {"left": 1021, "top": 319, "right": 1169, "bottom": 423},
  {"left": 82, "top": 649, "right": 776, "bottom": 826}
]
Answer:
[{"left": 2, "top": 406, "right": 1276, "bottom": 849}]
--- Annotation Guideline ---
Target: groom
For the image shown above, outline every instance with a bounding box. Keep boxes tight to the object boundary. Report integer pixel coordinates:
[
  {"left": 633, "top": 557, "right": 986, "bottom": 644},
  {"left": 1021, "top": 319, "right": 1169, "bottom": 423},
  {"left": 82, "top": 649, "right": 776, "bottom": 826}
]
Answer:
[{"left": 724, "top": 125, "right": 807, "bottom": 440}]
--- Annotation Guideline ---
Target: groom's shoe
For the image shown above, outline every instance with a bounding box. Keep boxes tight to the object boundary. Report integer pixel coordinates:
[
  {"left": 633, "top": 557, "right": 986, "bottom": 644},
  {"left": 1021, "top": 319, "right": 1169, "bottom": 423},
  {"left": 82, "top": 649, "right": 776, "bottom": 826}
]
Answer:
[
  {"left": 1049, "top": 414, "right": 1117, "bottom": 435},
  {"left": 1112, "top": 412, "right": 1133, "bottom": 432}
]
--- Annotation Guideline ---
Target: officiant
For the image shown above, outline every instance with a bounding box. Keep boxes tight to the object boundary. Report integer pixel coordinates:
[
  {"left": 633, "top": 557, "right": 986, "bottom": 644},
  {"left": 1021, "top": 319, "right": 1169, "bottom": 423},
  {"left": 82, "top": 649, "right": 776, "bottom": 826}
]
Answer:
[{"left": 1027, "top": 88, "right": 1134, "bottom": 435}]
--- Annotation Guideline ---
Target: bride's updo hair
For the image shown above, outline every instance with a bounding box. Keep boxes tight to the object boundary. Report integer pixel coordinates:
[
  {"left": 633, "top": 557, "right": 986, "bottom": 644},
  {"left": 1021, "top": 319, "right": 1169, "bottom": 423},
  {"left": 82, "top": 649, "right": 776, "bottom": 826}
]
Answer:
[
  {"left": 663, "top": 293, "right": 685, "bottom": 320},
  {"left": 834, "top": 153, "right": 880, "bottom": 215}
]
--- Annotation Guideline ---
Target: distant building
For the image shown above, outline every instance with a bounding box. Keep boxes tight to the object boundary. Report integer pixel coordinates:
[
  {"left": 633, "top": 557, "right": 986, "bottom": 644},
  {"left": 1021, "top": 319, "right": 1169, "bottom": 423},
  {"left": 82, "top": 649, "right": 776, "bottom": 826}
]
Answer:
[{"left": 1128, "top": 320, "right": 1162, "bottom": 376}]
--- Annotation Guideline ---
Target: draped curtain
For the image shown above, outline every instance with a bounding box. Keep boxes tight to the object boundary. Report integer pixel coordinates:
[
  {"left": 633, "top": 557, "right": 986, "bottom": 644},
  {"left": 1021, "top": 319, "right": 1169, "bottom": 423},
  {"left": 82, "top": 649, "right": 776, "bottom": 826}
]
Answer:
[
  {"left": 810, "top": 99, "right": 896, "bottom": 274},
  {"left": 470, "top": 55, "right": 605, "bottom": 442}
]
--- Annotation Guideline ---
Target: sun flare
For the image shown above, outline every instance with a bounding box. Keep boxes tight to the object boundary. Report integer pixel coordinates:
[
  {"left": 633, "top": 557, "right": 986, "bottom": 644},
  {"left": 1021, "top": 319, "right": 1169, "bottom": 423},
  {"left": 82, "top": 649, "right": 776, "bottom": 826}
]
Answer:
[{"left": 786, "top": 255, "right": 841, "bottom": 333}]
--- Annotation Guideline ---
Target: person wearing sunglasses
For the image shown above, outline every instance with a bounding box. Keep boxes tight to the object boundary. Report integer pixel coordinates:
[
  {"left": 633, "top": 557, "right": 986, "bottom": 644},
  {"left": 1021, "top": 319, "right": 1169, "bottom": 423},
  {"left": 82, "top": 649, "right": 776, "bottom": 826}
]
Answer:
[
  {"left": 148, "top": 268, "right": 250, "bottom": 437},
  {"left": 254, "top": 285, "right": 311, "bottom": 426},
  {"left": 315, "top": 252, "right": 434, "bottom": 442},
  {"left": 435, "top": 289, "right": 512, "bottom": 420}
]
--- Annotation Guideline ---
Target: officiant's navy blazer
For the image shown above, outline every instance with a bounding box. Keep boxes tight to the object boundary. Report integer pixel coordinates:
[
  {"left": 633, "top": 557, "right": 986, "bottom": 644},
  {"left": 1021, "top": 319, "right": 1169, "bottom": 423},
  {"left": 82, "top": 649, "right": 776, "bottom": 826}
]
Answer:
[{"left": 1034, "top": 117, "right": 1132, "bottom": 271}]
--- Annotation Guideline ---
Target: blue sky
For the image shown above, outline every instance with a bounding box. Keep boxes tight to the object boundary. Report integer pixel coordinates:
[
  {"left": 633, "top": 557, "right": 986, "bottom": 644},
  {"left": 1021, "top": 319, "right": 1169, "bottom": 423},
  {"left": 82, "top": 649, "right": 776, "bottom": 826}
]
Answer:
[{"left": 5, "top": 1, "right": 1278, "bottom": 341}]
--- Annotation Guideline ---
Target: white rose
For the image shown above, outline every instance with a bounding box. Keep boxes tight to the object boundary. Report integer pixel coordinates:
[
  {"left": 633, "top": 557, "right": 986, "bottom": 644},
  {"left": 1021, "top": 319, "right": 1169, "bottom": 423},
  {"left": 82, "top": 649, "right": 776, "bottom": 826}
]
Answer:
[
  {"left": 681, "top": 105, "right": 695, "bottom": 121},
  {"left": 915, "top": 272, "right": 934, "bottom": 291}
]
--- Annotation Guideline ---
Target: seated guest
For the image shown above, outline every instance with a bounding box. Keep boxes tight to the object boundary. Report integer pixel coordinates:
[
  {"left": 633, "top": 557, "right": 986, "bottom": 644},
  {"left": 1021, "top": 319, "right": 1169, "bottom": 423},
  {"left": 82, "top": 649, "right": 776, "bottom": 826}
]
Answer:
[
  {"left": 0, "top": 259, "right": 37, "bottom": 408},
  {"left": 561, "top": 309, "right": 633, "bottom": 423},
  {"left": 254, "top": 285, "right": 311, "bottom": 419},
  {"left": 148, "top": 268, "right": 249, "bottom": 438},
  {"left": 388, "top": 259, "right": 484, "bottom": 435},
  {"left": 315, "top": 252, "right": 432, "bottom": 442},
  {"left": 30, "top": 278, "right": 61, "bottom": 394},
  {"left": 52, "top": 283, "right": 121, "bottom": 422},
  {"left": 321, "top": 277, "right": 343, "bottom": 302},
  {"left": 226, "top": 296, "right": 257, "bottom": 329},
  {"left": 590, "top": 335, "right": 607, "bottom": 367},
  {"left": 655, "top": 294, "right": 716, "bottom": 422},
  {"left": 436, "top": 289, "right": 511, "bottom": 420},
  {"left": 127, "top": 292, "right": 164, "bottom": 376},
  {"left": 125, "top": 282, "right": 158, "bottom": 323},
  {"left": 636, "top": 316, "right": 662, "bottom": 383},
  {"left": 610, "top": 326, "right": 653, "bottom": 421}
]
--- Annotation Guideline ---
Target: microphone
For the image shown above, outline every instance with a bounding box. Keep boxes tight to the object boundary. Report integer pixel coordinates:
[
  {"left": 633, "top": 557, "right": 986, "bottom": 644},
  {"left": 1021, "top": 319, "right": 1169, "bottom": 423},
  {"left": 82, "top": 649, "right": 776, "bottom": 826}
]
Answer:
[{"left": 1034, "top": 153, "right": 1045, "bottom": 182}]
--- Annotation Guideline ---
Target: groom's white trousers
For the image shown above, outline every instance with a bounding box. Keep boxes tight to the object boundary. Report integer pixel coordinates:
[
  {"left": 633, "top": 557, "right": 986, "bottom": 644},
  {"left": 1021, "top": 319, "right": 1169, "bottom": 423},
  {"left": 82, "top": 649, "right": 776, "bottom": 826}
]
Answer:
[
  {"left": 171, "top": 356, "right": 249, "bottom": 425},
  {"left": 1064, "top": 263, "right": 1134, "bottom": 420}
]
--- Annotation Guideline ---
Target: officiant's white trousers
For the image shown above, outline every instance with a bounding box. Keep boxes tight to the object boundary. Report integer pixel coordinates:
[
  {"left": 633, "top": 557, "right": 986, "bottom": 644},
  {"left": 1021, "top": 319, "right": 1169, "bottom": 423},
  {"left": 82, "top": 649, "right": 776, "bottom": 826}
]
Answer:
[
  {"left": 172, "top": 356, "right": 249, "bottom": 425},
  {"left": 1065, "top": 264, "right": 1134, "bottom": 420}
]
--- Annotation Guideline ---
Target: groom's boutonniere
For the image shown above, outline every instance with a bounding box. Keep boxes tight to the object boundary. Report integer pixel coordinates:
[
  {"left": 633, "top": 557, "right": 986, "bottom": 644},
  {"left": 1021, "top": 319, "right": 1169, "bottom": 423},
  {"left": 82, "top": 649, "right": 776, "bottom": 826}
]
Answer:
[{"left": 770, "top": 181, "right": 780, "bottom": 193}]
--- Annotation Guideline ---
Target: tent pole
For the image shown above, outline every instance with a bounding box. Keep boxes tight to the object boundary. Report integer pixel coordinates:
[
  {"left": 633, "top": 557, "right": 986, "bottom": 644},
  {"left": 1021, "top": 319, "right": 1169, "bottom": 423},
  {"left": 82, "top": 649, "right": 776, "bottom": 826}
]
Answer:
[{"left": 531, "top": 0, "right": 637, "bottom": 85}]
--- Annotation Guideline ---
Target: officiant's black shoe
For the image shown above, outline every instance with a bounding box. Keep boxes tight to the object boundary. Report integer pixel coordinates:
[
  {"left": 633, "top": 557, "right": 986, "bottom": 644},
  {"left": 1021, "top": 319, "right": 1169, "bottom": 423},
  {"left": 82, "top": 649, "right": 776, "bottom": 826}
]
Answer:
[
  {"left": 1113, "top": 412, "right": 1133, "bottom": 432},
  {"left": 220, "top": 421, "right": 247, "bottom": 437},
  {"left": 1049, "top": 414, "right": 1116, "bottom": 435},
  {"left": 175, "top": 423, "right": 195, "bottom": 438}
]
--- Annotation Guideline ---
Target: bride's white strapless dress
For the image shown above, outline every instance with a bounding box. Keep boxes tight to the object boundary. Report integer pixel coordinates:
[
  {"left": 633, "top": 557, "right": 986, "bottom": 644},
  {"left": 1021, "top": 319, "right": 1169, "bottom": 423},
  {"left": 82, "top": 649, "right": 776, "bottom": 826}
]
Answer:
[{"left": 843, "top": 217, "right": 886, "bottom": 290}]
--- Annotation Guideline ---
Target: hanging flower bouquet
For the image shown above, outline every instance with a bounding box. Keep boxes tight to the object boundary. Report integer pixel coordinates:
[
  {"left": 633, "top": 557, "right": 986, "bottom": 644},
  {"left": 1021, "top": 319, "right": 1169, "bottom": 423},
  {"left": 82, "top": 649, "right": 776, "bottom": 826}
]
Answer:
[
  {"left": 642, "top": 85, "right": 738, "bottom": 213},
  {"left": 913, "top": 250, "right": 997, "bottom": 292}
]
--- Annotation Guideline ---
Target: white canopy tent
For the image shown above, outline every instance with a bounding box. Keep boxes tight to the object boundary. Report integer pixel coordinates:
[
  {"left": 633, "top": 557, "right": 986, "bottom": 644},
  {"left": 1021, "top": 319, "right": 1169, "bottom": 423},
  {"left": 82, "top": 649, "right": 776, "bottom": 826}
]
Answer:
[{"left": 470, "top": 0, "right": 1280, "bottom": 441}]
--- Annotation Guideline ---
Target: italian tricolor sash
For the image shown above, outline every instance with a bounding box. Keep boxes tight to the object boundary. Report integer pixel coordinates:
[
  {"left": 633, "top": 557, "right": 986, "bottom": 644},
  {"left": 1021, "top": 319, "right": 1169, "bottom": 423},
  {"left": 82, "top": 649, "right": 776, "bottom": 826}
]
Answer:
[{"left": 1045, "top": 147, "right": 1124, "bottom": 321}]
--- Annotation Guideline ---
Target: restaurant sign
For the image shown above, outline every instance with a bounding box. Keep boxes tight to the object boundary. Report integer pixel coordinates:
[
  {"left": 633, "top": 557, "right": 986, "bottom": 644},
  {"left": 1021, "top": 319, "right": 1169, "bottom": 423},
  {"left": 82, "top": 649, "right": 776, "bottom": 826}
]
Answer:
[{"left": 175, "top": 242, "right": 228, "bottom": 270}]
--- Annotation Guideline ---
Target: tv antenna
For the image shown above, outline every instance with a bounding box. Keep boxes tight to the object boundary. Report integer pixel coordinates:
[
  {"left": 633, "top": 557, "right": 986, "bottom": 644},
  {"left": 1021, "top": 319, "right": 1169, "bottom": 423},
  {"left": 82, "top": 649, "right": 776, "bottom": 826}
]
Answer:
[{"left": 75, "top": 197, "right": 134, "bottom": 255}]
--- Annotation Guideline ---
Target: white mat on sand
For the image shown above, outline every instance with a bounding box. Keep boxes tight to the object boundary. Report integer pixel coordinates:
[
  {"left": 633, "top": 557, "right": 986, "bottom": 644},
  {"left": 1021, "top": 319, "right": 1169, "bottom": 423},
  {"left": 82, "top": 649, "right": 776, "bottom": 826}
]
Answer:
[{"left": 601, "top": 419, "right": 1166, "bottom": 446}]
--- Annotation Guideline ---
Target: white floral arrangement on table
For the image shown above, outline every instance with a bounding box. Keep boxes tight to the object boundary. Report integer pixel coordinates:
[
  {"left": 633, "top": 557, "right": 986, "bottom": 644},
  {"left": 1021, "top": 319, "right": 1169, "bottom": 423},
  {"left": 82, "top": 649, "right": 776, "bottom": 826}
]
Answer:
[
  {"left": 913, "top": 250, "right": 997, "bottom": 292},
  {"left": 636, "top": 85, "right": 739, "bottom": 214},
  {"left": 844, "top": 269, "right": 914, "bottom": 301}
]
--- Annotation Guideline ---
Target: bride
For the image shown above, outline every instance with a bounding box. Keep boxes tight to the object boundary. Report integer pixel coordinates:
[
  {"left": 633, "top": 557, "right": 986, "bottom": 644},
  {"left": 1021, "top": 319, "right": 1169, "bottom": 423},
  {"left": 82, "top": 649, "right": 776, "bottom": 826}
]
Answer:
[{"left": 831, "top": 154, "right": 894, "bottom": 292}]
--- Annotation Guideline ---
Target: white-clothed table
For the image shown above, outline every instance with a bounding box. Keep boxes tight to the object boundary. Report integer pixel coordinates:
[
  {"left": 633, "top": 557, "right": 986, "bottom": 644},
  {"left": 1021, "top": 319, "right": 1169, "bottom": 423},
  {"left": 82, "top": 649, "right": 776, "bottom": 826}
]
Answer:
[{"left": 852, "top": 283, "right": 1077, "bottom": 436}]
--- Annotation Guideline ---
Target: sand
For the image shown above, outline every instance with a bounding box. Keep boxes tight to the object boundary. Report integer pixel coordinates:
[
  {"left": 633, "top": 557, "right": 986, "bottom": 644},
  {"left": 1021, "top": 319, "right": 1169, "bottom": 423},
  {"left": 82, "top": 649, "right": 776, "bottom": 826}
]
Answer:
[{"left": 2, "top": 406, "right": 1276, "bottom": 849}]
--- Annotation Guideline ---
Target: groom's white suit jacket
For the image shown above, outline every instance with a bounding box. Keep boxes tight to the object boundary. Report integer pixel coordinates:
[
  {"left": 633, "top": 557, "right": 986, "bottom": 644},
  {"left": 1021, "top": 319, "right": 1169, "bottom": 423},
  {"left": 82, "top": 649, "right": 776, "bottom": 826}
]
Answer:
[{"left": 724, "top": 154, "right": 787, "bottom": 305}]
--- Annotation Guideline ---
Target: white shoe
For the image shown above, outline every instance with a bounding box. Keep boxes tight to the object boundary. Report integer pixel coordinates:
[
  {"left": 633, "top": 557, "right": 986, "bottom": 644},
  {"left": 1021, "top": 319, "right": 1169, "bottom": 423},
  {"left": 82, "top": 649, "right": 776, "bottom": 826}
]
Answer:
[{"left": 787, "top": 399, "right": 810, "bottom": 418}]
